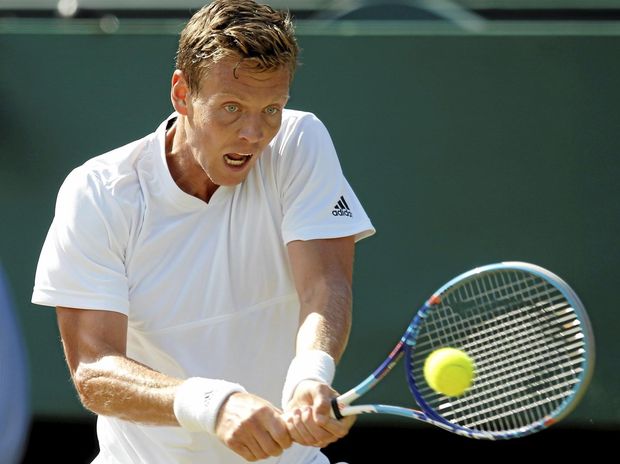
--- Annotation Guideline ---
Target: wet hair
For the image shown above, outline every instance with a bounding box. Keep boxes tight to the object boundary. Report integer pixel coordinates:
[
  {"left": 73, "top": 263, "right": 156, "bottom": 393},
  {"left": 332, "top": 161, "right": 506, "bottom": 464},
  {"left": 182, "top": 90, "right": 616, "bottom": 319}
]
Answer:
[{"left": 175, "top": 0, "right": 299, "bottom": 92}]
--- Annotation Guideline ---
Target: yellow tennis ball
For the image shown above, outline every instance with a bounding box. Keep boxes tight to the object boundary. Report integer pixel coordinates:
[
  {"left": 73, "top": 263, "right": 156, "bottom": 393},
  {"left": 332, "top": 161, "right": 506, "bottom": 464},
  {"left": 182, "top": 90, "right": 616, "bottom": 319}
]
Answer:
[{"left": 423, "top": 347, "right": 475, "bottom": 397}]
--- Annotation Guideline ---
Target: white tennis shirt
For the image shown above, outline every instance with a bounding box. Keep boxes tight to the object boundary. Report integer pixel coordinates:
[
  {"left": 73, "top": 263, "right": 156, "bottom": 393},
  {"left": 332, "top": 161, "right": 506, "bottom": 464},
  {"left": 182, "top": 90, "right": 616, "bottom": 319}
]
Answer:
[{"left": 32, "top": 110, "right": 375, "bottom": 463}]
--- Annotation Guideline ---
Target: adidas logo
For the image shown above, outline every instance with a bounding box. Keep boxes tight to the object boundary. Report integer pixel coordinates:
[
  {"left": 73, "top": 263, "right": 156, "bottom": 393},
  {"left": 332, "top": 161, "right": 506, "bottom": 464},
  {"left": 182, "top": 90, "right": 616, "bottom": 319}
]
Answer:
[{"left": 332, "top": 196, "right": 352, "bottom": 217}]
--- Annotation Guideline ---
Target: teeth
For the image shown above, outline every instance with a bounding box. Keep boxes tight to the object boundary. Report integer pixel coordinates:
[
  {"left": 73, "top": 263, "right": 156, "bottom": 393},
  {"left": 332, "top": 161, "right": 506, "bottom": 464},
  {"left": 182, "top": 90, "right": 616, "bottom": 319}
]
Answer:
[{"left": 224, "top": 153, "right": 252, "bottom": 166}]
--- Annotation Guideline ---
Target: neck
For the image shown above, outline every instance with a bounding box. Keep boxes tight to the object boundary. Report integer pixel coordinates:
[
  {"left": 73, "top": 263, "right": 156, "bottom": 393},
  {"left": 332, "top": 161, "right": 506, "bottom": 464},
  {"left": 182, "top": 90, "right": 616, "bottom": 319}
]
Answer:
[{"left": 165, "top": 118, "right": 219, "bottom": 203}]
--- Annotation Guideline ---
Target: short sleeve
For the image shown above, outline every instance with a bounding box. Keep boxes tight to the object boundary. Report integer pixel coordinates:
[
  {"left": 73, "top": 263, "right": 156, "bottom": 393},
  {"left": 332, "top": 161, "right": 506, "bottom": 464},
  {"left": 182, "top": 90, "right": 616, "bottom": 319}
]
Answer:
[
  {"left": 277, "top": 113, "right": 375, "bottom": 244},
  {"left": 31, "top": 167, "right": 131, "bottom": 313}
]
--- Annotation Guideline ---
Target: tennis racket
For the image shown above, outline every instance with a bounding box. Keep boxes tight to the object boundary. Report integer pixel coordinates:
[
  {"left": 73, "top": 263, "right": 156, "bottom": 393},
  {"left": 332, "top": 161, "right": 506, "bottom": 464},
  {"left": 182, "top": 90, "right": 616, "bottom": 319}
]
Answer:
[{"left": 331, "top": 261, "right": 594, "bottom": 439}]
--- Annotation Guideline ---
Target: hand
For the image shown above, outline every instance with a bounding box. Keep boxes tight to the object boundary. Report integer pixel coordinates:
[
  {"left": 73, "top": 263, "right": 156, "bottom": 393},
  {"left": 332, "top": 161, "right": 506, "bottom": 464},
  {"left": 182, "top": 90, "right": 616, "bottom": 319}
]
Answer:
[
  {"left": 283, "top": 380, "right": 356, "bottom": 449},
  {"left": 215, "top": 391, "right": 293, "bottom": 462}
]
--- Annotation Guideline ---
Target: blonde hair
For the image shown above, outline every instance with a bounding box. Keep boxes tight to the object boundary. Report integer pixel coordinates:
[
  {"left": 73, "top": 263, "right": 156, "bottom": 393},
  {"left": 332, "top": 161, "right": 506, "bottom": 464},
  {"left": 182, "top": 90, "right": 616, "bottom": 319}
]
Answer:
[{"left": 176, "top": 0, "right": 299, "bottom": 93}]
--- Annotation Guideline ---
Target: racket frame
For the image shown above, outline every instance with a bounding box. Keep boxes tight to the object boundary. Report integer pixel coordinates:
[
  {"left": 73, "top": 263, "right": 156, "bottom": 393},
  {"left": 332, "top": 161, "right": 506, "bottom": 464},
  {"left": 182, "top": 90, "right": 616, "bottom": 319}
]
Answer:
[{"left": 331, "top": 261, "right": 595, "bottom": 440}]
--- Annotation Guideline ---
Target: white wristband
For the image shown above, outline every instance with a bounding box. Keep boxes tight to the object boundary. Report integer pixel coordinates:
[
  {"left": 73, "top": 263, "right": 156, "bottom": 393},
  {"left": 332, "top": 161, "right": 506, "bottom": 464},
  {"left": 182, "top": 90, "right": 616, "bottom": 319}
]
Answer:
[
  {"left": 174, "top": 377, "right": 246, "bottom": 434},
  {"left": 281, "top": 350, "right": 336, "bottom": 408}
]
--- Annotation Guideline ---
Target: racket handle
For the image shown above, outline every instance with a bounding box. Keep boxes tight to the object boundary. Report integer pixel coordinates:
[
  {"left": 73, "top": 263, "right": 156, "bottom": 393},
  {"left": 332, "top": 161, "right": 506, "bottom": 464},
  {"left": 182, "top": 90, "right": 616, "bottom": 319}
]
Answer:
[{"left": 331, "top": 398, "right": 344, "bottom": 420}]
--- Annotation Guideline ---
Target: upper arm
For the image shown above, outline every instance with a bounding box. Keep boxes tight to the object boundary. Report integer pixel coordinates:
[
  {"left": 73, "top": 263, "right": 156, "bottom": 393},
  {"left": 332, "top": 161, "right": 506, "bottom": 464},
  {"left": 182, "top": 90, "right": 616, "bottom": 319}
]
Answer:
[
  {"left": 277, "top": 114, "right": 374, "bottom": 246},
  {"left": 32, "top": 169, "right": 132, "bottom": 314},
  {"left": 56, "top": 306, "right": 128, "bottom": 376},
  {"left": 286, "top": 236, "right": 355, "bottom": 307},
  {"left": 286, "top": 236, "right": 355, "bottom": 359}
]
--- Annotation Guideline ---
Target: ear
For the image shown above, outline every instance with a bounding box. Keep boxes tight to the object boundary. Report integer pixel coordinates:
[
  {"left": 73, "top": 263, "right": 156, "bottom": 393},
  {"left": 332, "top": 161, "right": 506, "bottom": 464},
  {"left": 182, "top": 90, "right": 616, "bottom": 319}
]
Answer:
[{"left": 171, "top": 70, "right": 190, "bottom": 115}]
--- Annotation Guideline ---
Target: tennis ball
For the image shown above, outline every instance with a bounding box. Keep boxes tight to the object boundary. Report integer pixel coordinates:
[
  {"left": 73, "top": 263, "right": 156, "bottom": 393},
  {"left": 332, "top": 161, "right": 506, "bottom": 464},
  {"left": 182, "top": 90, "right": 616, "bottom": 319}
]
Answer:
[{"left": 423, "top": 347, "right": 475, "bottom": 397}]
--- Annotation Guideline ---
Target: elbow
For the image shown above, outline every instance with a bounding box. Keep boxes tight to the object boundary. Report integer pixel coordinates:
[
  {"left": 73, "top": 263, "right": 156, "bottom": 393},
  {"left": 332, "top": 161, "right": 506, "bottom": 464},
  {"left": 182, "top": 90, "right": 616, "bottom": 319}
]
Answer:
[
  {"left": 73, "top": 357, "right": 115, "bottom": 415},
  {"left": 73, "top": 363, "right": 100, "bottom": 413}
]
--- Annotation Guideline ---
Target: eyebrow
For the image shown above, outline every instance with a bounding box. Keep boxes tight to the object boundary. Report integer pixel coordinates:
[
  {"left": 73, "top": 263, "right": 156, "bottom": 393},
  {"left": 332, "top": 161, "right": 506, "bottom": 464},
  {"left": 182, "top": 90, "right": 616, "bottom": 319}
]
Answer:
[{"left": 216, "top": 92, "right": 290, "bottom": 101}]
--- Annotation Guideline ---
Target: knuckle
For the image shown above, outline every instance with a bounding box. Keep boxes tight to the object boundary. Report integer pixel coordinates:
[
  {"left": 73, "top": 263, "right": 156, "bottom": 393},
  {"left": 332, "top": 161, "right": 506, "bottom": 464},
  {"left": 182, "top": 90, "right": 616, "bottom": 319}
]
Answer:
[{"left": 268, "top": 446, "right": 284, "bottom": 457}]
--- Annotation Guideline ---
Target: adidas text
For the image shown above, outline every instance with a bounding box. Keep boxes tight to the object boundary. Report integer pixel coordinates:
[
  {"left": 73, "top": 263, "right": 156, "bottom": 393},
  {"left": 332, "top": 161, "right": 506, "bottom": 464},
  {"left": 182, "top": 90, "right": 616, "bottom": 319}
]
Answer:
[
  {"left": 332, "top": 209, "right": 352, "bottom": 217},
  {"left": 332, "top": 196, "right": 353, "bottom": 217}
]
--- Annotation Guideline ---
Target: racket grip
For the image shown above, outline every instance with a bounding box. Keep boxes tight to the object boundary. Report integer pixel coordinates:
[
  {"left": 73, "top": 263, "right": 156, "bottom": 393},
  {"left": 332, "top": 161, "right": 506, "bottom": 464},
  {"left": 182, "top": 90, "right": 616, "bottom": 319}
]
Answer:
[{"left": 331, "top": 398, "right": 344, "bottom": 420}]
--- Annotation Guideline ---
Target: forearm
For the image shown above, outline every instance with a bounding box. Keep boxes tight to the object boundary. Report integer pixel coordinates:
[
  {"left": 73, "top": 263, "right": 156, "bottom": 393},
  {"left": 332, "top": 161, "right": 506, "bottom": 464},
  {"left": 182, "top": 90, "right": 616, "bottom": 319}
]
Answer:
[
  {"left": 295, "top": 279, "right": 352, "bottom": 362},
  {"left": 73, "top": 353, "right": 289, "bottom": 460},
  {"left": 282, "top": 274, "right": 352, "bottom": 407},
  {"left": 283, "top": 271, "right": 357, "bottom": 447},
  {"left": 73, "top": 354, "right": 181, "bottom": 425},
  {"left": 287, "top": 237, "right": 355, "bottom": 363}
]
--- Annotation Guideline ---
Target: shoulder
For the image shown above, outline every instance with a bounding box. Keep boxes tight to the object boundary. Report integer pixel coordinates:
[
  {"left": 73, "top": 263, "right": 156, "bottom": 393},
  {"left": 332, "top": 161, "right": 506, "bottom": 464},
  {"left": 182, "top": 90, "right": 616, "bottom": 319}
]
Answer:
[
  {"left": 58, "top": 135, "right": 153, "bottom": 227},
  {"left": 257, "top": 109, "right": 343, "bottom": 192},
  {"left": 268, "top": 109, "right": 335, "bottom": 159},
  {"left": 279, "top": 109, "right": 328, "bottom": 136},
  {"left": 66, "top": 135, "right": 151, "bottom": 195},
  {"left": 281, "top": 108, "right": 320, "bottom": 125}
]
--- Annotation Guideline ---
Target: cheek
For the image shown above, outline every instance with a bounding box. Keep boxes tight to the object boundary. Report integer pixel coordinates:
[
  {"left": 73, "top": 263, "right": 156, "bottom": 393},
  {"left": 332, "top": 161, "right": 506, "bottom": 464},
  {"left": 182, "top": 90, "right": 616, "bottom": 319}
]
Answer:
[
  {"left": 264, "top": 116, "right": 283, "bottom": 140},
  {"left": 189, "top": 114, "right": 219, "bottom": 148},
  {"left": 188, "top": 100, "right": 220, "bottom": 134}
]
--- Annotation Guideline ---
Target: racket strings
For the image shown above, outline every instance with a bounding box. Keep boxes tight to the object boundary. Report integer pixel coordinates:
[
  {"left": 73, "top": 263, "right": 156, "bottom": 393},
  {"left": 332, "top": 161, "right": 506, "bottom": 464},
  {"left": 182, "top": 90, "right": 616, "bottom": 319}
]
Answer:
[
  {"left": 414, "top": 300, "right": 578, "bottom": 357},
  {"left": 408, "top": 270, "right": 588, "bottom": 434},
  {"left": 459, "top": 272, "right": 583, "bottom": 432},
  {"left": 457, "top": 310, "right": 580, "bottom": 429}
]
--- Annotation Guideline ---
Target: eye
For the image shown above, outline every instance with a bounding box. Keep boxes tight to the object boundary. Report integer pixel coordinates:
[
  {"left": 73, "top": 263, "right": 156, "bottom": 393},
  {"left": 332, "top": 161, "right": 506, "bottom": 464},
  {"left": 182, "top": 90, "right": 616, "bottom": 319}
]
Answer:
[
  {"left": 224, "top": 104, "right": 239, "bottom": 113},
  {"left": 264, "top": 106, "right": 280, "bottom": 116}
]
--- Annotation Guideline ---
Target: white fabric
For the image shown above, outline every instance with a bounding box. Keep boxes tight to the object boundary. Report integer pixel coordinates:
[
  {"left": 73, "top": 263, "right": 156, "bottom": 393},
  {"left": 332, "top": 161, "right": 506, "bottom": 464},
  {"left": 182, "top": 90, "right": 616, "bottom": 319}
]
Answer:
[
  {"left": 281, "top": 350, "right": 335, "bottom": 408},
  {"left": 32, "top": 109, "right": 375, "bottom": 464},
  {"left": 174, "top": 377, "right": 247, "bottom": 434}
]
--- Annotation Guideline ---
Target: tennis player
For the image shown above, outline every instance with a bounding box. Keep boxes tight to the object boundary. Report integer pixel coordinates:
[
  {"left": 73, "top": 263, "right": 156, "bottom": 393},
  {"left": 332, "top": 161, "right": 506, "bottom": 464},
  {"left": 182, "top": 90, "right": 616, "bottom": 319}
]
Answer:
[{"left": 32, "top": 1, "right": 374, "bottom": 462}]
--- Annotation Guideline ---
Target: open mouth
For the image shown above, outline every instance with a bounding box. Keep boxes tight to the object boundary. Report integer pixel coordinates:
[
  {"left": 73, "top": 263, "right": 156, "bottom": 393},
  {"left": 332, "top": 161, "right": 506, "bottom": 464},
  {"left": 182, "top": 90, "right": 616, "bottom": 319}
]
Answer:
[{"left": 224, "top": 153, "right": 253, "bottom": 167}]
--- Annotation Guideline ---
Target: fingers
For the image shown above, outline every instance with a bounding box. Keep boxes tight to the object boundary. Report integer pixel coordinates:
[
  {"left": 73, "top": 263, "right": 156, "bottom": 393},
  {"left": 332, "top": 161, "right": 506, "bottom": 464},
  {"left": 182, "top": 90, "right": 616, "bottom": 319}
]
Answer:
[
  {"left": 232, "top": 427, "right": 289, "bottom": 462},
  {"left": 285, "top": 405, "right": 355, "bottom": 448},
  {"left": 284, "top": 381, "right": 355, "bottom": 448},
  {"left": 214, "top": 384, "right": 352, "bottom": 461},
  {"left": 284, "top": 406, "right": 343, "bottom": 448},
  {"left": 216, "top": 392, "right": 293, "bottom": 461}
]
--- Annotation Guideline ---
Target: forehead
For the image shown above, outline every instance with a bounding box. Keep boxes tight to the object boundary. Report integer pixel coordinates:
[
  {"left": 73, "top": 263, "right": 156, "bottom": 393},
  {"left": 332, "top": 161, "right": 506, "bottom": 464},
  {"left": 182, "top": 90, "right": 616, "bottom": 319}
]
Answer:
[{"left": 197, "top": 57, "right": 291, "bottom": 101}]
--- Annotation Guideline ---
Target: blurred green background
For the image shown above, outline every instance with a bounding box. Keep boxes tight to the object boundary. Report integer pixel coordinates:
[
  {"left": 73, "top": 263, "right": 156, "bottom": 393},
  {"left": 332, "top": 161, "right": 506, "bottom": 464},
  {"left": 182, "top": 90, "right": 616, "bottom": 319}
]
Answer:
[{"left": 1, "top": 2, "right": 620, "bottom": 460}]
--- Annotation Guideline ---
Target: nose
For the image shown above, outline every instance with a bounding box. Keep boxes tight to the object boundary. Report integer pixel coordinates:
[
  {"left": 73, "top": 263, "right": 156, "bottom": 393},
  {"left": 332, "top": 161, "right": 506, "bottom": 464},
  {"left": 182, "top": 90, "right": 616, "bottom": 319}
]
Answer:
[{"left": 238, "top": 113, "right": 264, "bottom": 144}]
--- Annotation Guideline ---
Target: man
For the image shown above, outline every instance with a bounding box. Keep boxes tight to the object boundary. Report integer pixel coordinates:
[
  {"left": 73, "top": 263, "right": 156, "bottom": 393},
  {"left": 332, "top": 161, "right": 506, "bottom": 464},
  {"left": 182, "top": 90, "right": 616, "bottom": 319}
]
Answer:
[{"left": 32, "top": 1, "right": 374, "bottom": 462}]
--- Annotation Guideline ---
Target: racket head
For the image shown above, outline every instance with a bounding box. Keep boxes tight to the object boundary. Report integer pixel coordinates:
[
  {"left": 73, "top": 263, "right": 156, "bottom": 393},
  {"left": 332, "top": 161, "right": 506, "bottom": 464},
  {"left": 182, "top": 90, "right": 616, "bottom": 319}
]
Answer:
[{"left": 404, "top": 261, "right": 594, "bottom": 439}]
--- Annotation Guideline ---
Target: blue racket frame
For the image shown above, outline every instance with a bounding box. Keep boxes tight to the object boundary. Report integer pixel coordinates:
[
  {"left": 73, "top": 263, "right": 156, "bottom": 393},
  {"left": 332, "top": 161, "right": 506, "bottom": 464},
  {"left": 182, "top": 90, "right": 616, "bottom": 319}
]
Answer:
[{"left": 332, "top": 262, "right": 595, "bottom": 440}]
